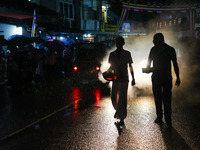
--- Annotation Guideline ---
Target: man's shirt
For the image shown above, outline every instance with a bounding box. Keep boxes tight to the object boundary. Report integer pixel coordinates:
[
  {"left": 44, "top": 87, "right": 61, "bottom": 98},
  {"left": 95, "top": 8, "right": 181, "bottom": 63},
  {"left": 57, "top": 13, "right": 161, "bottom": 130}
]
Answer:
[
  {"left": 109, "top": 49, "right": 133, "bottom": 82},
  {"left": 148, "top": 43, "right": 177, "bottom": 78}
]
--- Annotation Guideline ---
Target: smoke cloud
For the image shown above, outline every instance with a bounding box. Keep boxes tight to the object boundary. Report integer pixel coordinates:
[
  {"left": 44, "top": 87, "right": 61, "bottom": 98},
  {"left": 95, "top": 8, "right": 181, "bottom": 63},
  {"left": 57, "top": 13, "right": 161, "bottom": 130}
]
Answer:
[{"left": 99, "top": 29, "right": 200, "bottom": 102}]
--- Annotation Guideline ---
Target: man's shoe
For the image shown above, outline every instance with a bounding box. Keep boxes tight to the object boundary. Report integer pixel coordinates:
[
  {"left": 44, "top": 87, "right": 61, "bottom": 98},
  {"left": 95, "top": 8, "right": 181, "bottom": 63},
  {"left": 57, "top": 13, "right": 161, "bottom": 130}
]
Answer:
[{"left": 154, "top": 118, "right": 163, "bottom": 124}]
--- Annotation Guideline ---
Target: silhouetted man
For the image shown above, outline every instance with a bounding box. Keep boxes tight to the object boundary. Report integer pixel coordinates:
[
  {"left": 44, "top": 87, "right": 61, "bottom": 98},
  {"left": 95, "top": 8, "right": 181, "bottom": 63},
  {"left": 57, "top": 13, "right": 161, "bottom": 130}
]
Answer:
[
  {"left": 108, "top": 36, "right": 135, "bottom": 126},
  {"left": 146, "top": 33, "right": 180, "bottom": 128}
]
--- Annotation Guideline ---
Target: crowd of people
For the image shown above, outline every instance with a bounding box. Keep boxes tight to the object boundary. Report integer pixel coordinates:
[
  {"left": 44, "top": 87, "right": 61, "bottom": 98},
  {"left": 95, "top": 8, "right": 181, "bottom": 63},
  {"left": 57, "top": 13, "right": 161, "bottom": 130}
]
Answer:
[
  {"left": 0, "top": 43, "right": 73, "bottom": 86},
  {"left": 0, "top": 37, "right": 115, "bottom": 87}
]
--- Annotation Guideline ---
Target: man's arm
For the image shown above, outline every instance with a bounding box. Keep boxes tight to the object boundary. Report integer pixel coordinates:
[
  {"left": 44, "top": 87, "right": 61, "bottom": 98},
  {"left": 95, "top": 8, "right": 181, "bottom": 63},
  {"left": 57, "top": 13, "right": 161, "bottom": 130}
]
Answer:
[
  {"left": 129, "top": 63, "right": 135, "bottom": 86},
  {"left": 172, "top": 60, "right": 181, "bottom": 87},
  {"left": 108, "top": 53, "right": 113, "bottom": 72},
  {"left": 146, "top": 58, "right": 152, "bottom": 68},
  {"left": 146, "top": 49, "right": 153, "bottom": 68},
  {"left": 143, "top": 55, "right": 153, "bottom": 74}
]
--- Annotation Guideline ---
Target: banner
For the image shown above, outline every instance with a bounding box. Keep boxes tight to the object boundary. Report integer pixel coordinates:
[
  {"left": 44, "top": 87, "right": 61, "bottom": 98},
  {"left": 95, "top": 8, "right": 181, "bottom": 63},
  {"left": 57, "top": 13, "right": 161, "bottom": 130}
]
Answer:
[
  {"left": 31, "top": 9, "right": 37, "bottom": 37},
  {"left": 122, "top": 2, "right": 196, "bottom": 13}
]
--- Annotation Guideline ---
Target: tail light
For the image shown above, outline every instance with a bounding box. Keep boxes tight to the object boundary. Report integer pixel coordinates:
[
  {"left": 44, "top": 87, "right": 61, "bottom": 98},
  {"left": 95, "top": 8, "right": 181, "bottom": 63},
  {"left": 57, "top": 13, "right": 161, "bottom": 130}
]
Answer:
[
  {"left": 73, "top": 66, "right": 78, "bottom": 72},
  {"left": 95, "top": 66, "right": 100, "bottom": 71}
]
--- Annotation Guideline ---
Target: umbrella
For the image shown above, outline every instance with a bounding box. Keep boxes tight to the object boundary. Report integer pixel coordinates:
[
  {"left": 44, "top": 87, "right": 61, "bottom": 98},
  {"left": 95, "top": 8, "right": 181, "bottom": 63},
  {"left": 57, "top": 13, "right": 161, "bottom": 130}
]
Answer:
[
  {"left": 38, "top": 41, "right": 65, "bottom": 51},
  {"left": 8, "top": 35, "right": 32, "bottom": 48},
  {"left": 47, "top": 39, "right": 65, "bottom": 47},
  {"left": 7, "top": 34, "right": 23, "bottom": 40},
  {"left": 60, "top": 38, "right": 75, "bottom": 45},
  {"left": 18, "top": 45, "right": 37, "bottom": 52}
]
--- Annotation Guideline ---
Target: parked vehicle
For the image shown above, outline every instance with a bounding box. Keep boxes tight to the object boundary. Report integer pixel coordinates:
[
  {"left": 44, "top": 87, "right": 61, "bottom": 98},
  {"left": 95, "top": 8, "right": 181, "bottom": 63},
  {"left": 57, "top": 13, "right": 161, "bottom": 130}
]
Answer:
[{"left": 70, "top": 42, "right": 106, "bottom": 84}]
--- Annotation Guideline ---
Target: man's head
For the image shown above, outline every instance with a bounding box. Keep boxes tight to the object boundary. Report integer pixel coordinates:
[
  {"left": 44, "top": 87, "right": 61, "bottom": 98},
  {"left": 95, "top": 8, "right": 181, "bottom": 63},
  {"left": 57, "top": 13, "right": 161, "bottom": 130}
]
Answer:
[
  {"left": 153, "top": 33, "right": 165, "bottom": 47},
  {"left": 116, "top": 36, "right": 125, "bottom": 48}
]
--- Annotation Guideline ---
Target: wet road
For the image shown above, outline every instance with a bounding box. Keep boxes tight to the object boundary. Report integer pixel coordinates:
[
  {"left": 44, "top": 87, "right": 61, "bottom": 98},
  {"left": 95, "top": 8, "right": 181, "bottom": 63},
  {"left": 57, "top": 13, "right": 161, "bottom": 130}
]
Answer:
[{"left": 0, "top": 81, "right": 200, "bottom": 150}]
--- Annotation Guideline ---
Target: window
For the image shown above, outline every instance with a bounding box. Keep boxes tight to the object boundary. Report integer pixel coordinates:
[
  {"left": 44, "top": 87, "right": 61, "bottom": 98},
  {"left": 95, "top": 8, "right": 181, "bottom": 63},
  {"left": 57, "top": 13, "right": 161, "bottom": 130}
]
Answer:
[{"left": 59, "top": 1, "right": 74, "bottom": 20}]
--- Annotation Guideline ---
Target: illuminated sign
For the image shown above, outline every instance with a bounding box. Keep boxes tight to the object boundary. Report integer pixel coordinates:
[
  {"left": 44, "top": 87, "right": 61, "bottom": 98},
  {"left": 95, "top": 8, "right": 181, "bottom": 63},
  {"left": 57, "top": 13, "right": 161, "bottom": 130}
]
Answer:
[
  {"left": 119, "top": 22, "right": 132, "bottom": 33},
  {"left": 122, "top": 22, "right": 131, "bottom": 32},
  {"left": 83, "top": 34, "right": 94, "bottom": 42},
  {"left": 103, "top": 24, "right": 117, "bottom": 32}
]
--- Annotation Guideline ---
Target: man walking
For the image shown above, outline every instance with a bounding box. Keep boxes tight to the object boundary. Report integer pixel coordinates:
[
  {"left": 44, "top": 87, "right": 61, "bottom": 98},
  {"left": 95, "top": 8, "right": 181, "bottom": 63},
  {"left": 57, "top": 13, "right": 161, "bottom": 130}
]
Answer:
[
  {"left": 108, "top": 36, "right": 135, "bottom": 126},
  {"left": 145, "top": 33, "right": 180, "bottom": 128}
]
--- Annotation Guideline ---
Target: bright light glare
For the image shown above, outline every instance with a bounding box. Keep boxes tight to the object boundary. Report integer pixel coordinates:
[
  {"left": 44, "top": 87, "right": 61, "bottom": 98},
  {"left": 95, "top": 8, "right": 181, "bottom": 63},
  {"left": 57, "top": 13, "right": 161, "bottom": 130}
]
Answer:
[
  {"left": 74, "top": 66, "right": 78, "bottom": 71},
  {"left": 102, "top": 6, "right": 106, "bottom": 9},
  {"left": 99, "top": 61, "right": 111, "bottom": 84},
  {"left": 96, "top": 66, "right": 100, "bottom": 71},
  {"left": 138, "top": 60, "right": 147, "bottom": 69},
  {"left": 99, "top": 59, "right": 152, "bottom": 88},
  {"left": 101, "top": 62, "right": 110, "bottom": 71},
  {"left": 14, "top": 26, "right": 22, "bottom": 35},
  {"left": 132, "top": 60, "right": 151, "bottom": 88},
  {"left": 60, "top": 36, "right": 64, "bottom": 40}
]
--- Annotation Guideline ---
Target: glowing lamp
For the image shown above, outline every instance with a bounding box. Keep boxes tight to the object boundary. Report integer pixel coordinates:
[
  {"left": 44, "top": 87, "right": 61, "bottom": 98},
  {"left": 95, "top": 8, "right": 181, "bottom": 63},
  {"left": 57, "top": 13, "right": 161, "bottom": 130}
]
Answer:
[
  {"left": 73, "top": 66, "right": 78, "bottom": 72},
  {"left": 96, "top": 66, "right": 100, "bottom": 71}
]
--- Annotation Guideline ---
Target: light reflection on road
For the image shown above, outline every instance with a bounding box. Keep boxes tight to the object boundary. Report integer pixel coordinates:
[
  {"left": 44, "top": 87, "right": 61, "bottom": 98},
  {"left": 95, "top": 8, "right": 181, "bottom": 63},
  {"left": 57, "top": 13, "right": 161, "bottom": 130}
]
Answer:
[
  {"left": 92, "top": 96, "right": 167, "bottom": 150},
  {"left": 94, "top": 88, "right": 101, "bottom": 104},
  {"left": 57, "top": 96, "right": 170, "bottom": 149},
  {"left": 59, "top": 86, "right": 194, "bottom": 150},
  {"left": 71, "top": 87, "right": 81, "bottom": 101}
]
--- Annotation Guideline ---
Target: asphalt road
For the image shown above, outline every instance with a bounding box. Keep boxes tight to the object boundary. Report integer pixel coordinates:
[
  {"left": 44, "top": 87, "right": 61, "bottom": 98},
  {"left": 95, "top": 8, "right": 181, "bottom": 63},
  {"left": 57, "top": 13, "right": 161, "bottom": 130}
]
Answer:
[{"left": 0, "top": 81, "right": 200, "bottom": 150}]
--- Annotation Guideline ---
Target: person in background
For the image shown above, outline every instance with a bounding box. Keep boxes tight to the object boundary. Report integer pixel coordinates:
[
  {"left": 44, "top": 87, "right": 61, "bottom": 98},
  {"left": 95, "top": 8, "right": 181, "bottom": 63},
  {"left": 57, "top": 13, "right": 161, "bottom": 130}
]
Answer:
[
  {"left": 0, "top": 46, "right": 6, "bottom": 83},
  {"left": 62, "top": 45, "right": 73, "bottom": 77},
  {"left": 6, "top": 45, "right": 19, "bottom": 85},
  {"left": 108, "top": 36, "right": 135, "bottom": 127},
  {"left": 35, "top": 48, "right": 46, "bottom": 85},
  {"left": 145, "top": 33, "right": 181, "bottom": 128}
]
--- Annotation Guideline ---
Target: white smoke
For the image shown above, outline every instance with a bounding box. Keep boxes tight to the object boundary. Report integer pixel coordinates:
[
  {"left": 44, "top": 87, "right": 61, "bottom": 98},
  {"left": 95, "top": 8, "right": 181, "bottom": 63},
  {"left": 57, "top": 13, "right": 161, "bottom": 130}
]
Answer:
[{"left": 99, "top": 28, "right": 200, "bottom": 100}]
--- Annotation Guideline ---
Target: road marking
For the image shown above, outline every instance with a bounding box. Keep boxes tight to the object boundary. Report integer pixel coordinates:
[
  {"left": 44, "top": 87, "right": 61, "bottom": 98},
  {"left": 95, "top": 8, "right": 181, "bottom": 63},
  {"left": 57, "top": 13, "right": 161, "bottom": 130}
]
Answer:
[{"left": 0, "top": 99, "right": 81, "bottom": 142}]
